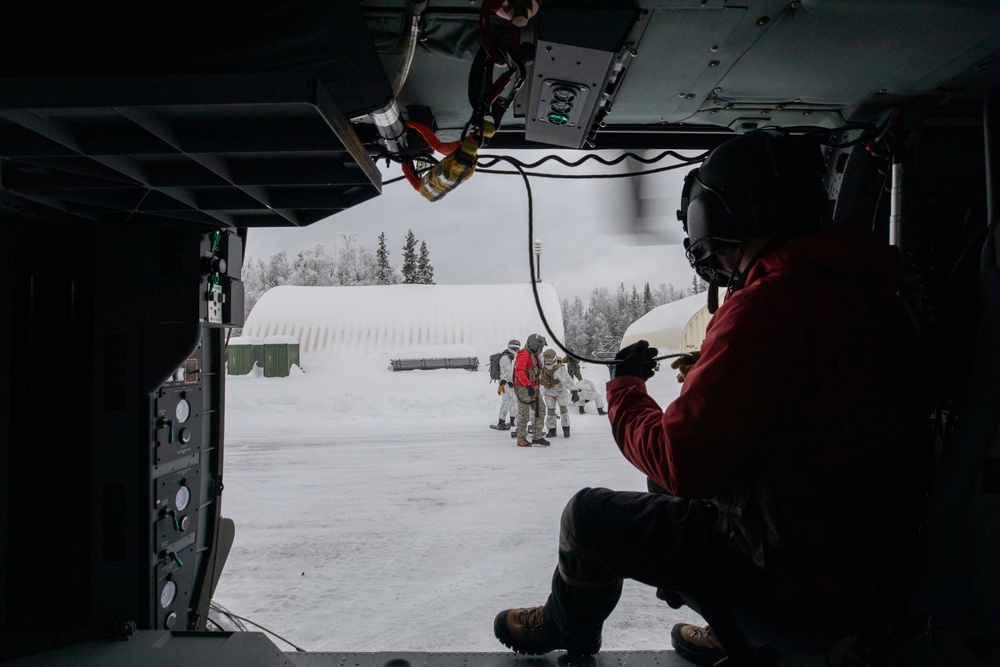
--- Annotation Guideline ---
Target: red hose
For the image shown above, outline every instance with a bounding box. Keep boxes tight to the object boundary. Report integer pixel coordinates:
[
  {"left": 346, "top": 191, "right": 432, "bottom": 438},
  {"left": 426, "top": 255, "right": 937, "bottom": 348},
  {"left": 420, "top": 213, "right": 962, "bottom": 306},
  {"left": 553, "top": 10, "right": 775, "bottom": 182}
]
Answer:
[{"left": 405, "top": 120, "right": 462, "bottom": 155}]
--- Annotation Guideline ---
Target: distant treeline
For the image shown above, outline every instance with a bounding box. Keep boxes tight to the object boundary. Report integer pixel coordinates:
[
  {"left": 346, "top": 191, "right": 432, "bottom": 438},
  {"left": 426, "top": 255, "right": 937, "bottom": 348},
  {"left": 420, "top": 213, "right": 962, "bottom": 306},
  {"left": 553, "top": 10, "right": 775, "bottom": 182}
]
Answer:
[
  {"left": 243, "top": 234, "right": 707, "bottom": 350},
  {"left": 561, "top": 278, "right": 707, "bottom": 357},
  {"left": 242, "top": 230, "right": 433, "bottom": 318}
]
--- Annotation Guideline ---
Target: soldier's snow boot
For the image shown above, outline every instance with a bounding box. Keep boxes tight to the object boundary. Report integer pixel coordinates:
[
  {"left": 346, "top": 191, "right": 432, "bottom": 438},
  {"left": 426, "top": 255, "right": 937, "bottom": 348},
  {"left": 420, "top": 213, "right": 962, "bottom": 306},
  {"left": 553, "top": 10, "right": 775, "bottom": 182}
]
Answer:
[
  {"left": 509, "top": 417, "right": 516, "bottom": 428},
  {"left": 490, "top": 419, "right": 511, "bottom": 430},
  {"left": 546, "top": 428, "right": 557, "bottom": 438},
  {"left": 516, "top": 438, "right": 532, "bottom": 447},
  {"left": 597, "top": 408, "right": 607, "bottom": 415},
  {"left": 579, "top": 406, "right": 586, "bottom": 414},
  {"left": 494, "top": 606, "right": 601, "bottom": 657},
  {"left": 532, "top": 437, "right": 551, "bottom": 447},
  {"left": 563, "top": 426, "right": 570, "bottom": 438}
]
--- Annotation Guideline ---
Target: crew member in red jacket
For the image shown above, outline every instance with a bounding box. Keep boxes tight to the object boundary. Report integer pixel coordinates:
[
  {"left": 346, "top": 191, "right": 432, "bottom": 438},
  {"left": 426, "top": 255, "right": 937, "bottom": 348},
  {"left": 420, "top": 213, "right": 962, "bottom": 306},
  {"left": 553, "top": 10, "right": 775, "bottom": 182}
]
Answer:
[
  {"left": 513, "top": 333, "right": 551, "bottom": 447},
  {"left": 493, "top": 130, "right": 922, "bottom": 664}
]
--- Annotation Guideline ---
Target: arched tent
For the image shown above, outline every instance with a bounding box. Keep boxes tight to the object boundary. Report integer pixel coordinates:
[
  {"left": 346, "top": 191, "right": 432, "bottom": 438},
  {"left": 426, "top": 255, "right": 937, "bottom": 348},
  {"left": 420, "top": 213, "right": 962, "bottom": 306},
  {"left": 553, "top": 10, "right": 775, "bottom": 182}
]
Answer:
[
  {"left": 620, "top": 291, "right": 717, "bottom": 354},
  {"left": 241, "top": 283, "right": 565, "bottom": 359}
]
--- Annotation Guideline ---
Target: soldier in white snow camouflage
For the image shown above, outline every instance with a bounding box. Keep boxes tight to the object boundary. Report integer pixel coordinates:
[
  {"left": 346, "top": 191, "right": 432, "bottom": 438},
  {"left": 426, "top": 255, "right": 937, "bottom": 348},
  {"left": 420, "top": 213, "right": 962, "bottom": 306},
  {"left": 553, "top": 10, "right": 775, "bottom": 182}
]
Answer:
[
  {"left": 493, "top": 339, "right": 519, "bottom": 430},
  {"left": 540, "top": 349, "right": 579, "bottom": 438},
  {"left": 572, "top": 378, "right": 607, "bottom": 415}
]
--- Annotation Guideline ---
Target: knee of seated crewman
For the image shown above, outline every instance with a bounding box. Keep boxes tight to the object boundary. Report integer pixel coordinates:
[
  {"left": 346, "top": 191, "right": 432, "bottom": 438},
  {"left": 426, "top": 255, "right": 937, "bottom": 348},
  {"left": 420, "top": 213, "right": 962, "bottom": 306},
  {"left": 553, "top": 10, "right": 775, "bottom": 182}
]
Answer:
[
  {"left": 556, "top": 488, "right": 626, "bottom": 598},
  {"left": 558, "top": 487, "right": 612, "bottom": 556}
]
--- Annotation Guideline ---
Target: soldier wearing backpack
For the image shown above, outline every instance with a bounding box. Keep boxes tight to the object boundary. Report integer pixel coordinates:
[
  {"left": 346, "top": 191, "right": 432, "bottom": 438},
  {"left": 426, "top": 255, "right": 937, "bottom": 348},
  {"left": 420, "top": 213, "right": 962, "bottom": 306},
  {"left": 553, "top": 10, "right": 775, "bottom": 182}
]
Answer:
[
  {"left": 490, "top": 339, "right": 520, "bottom": 431},
  {"left": 563, "top": 350, "right": 583, "bottom": 382}
]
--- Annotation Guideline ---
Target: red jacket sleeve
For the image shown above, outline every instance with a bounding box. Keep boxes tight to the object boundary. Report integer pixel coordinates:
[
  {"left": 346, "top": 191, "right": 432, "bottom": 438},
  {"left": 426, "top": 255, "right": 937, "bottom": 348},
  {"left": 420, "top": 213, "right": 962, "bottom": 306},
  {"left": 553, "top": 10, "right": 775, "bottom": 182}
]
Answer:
[{"left": 607, "top": 276, "right": 821, "bottom": 498}]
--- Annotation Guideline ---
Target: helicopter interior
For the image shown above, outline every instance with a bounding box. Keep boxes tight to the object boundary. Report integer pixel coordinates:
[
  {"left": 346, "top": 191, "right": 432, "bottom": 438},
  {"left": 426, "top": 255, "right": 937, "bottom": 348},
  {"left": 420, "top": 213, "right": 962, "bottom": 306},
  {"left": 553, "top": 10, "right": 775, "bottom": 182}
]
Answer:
[{"left": 1, "top": 1, "right": 999, "bottom": 665}]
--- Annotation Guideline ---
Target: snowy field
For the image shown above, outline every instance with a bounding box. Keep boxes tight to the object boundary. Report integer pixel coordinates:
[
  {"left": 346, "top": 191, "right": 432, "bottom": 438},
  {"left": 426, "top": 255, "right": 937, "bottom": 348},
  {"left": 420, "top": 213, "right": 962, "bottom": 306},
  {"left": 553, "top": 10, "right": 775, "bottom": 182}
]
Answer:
[{"left": 217, "top": 352, "right": 703, "bottom": 653}]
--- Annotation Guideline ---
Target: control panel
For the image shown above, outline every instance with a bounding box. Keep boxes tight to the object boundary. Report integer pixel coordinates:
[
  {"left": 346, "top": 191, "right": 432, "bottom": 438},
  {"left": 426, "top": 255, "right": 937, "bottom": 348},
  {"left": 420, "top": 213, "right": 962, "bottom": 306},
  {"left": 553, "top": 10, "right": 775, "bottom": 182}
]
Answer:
[{"left": 150, "top": 344, "right": 208, "bottom": 630}]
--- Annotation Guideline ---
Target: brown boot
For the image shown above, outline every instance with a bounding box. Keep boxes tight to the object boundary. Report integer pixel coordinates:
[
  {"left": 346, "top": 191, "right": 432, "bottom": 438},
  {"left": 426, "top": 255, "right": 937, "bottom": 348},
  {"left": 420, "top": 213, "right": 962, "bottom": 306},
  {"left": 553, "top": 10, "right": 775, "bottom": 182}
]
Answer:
[
  {"left": 516, "top": 438, "right": 532, "bottom": 447},
  {"left": 670, "top": 624, "right": 725, "bottom": 666},
  {"left": 493, "top": 606, "right": 601, "bottom": 656}
]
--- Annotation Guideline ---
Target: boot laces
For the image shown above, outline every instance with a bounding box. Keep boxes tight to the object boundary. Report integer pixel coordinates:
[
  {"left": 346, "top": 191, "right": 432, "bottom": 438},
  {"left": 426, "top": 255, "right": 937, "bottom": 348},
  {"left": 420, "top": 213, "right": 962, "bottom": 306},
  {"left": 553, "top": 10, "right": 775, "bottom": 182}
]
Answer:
[{"left": 516, "top": 607, "right": 547, "bottom": 633}]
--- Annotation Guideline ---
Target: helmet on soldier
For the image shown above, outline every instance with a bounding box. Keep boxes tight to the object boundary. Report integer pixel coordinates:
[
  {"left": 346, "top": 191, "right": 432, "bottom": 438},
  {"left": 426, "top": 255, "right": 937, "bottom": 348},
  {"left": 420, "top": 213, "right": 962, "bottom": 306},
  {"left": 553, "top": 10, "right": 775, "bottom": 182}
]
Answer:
[{"left": 526, "top": 333, "right": 547, "bottom": 354}]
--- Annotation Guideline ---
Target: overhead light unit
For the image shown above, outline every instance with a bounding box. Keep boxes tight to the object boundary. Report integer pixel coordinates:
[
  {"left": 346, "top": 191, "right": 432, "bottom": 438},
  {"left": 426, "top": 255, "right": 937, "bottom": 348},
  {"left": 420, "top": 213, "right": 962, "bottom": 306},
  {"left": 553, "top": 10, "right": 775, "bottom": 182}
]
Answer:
[{"left": 525, "top": 7, "right": 650, "bottom": 149}]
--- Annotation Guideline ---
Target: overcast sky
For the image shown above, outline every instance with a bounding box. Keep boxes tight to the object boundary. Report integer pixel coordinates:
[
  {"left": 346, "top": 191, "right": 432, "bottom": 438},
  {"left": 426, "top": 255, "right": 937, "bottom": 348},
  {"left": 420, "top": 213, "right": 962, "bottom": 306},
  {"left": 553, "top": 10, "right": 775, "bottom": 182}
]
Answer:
[{"left": 244, "top": 150, "right": 701, "bottom": 304}]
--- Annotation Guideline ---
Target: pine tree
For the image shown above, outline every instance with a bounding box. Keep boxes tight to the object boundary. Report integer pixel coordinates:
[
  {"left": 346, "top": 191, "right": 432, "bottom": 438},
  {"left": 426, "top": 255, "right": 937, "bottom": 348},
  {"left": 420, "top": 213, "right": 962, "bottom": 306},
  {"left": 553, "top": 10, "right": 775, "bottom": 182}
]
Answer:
[
  {"left": 401, "top": 229, "right": 418, "bottom": 284},
  {"left": 416, "top": 240, "right": 435, "bottom": 284},
  {"left": 642, "top": 282, "right": 654, "bottom": 314},
  {"left": 375, "top": 232, "right": 399, "bottom": 285}
]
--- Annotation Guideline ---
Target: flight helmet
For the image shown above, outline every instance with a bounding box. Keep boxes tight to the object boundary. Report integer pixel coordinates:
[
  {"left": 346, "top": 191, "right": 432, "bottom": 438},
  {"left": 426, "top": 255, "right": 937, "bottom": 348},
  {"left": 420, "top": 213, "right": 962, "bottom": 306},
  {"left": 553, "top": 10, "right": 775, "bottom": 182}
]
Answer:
[
  {"left": 525, "top": 333, "right": 547, "bottom": 354},
  {"left": 677, "top": 129, "right": 827, "bottom": 289}
]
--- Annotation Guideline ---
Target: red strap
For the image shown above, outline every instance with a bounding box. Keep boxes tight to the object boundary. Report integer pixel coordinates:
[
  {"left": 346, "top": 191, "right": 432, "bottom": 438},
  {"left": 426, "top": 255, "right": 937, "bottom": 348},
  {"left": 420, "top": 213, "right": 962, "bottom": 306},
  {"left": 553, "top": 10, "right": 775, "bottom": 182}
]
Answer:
[
  {"left": 400, "top": 162, "right": 421, "bottom": 192},
  {"left": 405, "top": 120, "right": 461, "bottom": 155}
]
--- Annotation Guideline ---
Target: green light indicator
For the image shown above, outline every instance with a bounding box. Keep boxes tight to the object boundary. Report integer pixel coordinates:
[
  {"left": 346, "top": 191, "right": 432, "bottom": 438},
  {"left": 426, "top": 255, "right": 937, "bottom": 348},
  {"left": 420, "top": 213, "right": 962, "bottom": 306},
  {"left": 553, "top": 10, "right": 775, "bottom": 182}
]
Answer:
[{"left": 547, "top": 113, "right": 570, "bottom": 125}]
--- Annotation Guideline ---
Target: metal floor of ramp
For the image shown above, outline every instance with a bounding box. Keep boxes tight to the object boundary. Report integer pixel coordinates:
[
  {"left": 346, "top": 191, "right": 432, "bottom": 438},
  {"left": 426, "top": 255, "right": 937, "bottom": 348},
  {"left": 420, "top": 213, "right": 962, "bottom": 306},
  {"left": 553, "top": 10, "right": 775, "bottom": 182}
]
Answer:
[
  {"left": 288, "top": 651, "right": 695, "bottom": 667},
  {"left": 2, "top": 631, "right": 695, "bottom": 667}
]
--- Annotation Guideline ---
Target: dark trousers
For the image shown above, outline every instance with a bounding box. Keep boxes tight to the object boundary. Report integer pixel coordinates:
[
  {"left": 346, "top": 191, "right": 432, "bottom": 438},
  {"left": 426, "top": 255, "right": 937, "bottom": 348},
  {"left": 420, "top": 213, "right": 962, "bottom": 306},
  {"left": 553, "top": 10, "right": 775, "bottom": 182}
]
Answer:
[{"left": 543, "top": 487, "right": 776, "bottom": 641}]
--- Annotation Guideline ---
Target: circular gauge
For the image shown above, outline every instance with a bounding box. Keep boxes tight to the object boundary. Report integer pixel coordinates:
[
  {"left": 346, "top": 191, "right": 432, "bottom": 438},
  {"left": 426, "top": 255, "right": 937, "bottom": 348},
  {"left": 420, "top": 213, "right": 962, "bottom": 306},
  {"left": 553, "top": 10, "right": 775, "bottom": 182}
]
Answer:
[
  {"left": 160, "top": 580, "right": 177, "bottom": 608},
  {"left": 178, "top": 428, "right": 191, "bottom": 444},
  {"left": 175, "top": 399, "right": 191, "bottom": 423},
  {"left": 175, "top": 485, "right": 191, "bottom": 511}
]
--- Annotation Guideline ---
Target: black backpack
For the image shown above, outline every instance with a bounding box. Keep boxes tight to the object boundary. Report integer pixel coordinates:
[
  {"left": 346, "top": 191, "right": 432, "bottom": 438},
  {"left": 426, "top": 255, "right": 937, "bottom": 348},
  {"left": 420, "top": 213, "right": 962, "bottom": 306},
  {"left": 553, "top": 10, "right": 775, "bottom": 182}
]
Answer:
[{"left": 488, "top": 352, "right": 503, "bottom": 382}]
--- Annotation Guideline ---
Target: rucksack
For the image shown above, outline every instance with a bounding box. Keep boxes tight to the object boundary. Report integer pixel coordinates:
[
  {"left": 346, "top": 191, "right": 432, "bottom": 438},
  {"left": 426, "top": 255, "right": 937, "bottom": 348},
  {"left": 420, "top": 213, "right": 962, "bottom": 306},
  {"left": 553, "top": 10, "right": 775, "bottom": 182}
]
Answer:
[{"left": 488, "top": 352, "right": 503, "bottom": 382}]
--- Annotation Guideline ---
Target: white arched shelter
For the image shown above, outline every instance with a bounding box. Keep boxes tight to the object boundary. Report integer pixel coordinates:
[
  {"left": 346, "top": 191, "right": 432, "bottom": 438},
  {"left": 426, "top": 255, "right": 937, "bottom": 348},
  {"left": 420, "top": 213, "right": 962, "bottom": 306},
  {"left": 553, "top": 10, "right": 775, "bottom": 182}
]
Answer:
[
  {"left": 619, "top": 291, "right": 717, "bottom": 354},
  {"left": 241, "top": 283, "right": 565, "bottom": 359}
]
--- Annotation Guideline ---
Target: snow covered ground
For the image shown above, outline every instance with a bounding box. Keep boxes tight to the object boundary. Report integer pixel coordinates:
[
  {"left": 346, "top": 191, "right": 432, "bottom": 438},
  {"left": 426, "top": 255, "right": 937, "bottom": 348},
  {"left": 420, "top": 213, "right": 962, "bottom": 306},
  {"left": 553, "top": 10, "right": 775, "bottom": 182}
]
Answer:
[{"left": 217, "top": 352, "right": 703, "bottom": 653}]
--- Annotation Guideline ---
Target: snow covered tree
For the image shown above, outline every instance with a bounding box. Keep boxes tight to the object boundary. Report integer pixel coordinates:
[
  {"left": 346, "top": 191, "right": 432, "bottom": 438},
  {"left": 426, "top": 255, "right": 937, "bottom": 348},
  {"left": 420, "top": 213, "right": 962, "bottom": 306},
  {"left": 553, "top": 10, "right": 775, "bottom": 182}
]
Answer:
[
  {"left": 561, "top": 297, "right": 587, "bottom": 354},
  {"left": 401, "top": 229, "right": 418, "bottom": 284},
  {"left": 241, "top": 250, "right": 291, "bottom": 322},
  {"left": 690, "top": 272, "right": 708, "bottom": 295},
  {"left": 290, "top": 243, "right": 335, "bottom": 286},
  {"left": 334, "top": 234, "right": 378, "bottom": 286},
  {"left": 416, "top": 240, "right": 435, "bottom": 284},
  {"left": 241, "top": 253, "right": 266, "bottom": 321},
  {"left": 263, "top": 250, "right": 292, "bottom": 289},
  {"left": 642, "top": 282, "right": 654, "bottom": 314},
  {"left": 375, "top": 232, "right": 399, "bottom": 285},
  {"left": 589, "top": 310, "right": 614, "bottom": 356},
  {"left": 653, "top": 282, "right": 683, "bottom": 306},
  {"left": 629, "top": 285, "right": 641, "bottom": 324}
]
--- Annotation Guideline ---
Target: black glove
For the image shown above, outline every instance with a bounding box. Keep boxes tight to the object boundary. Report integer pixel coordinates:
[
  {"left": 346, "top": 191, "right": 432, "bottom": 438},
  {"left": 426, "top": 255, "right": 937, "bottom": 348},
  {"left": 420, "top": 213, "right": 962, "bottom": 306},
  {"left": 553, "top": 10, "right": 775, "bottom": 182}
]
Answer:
[
  {"left": 571, "top": 390, "right": 580, "bottom": 403},
  {"left": 527, "top": 386, "right": 535, "bottom": 398},
  {"left": 611, "top": 340, "right": 658, "bottom": 381},
  {"left": 499, "top": 379, "right": 507, "bottom": 387}
]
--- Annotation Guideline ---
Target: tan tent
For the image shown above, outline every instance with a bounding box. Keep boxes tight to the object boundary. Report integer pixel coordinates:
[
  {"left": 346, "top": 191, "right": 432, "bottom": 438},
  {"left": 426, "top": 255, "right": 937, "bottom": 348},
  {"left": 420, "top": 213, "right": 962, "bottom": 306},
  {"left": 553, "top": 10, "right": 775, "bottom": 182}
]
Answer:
[{"left": 619, "top": 291, "right": 717, "bottom": 354}]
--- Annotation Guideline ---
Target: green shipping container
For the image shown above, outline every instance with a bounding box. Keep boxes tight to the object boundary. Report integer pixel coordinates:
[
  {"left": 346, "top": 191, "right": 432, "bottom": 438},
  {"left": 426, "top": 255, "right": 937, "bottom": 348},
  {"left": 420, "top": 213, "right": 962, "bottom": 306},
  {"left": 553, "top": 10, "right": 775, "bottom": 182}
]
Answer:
[
  {"left": 263, "top": 336, "right": 300, "bottom": 377},
  {"left": 227, "top": 336, "right": 264, "bottom": 375}
]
